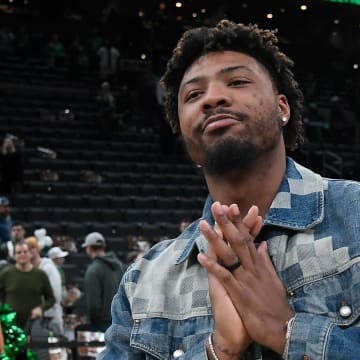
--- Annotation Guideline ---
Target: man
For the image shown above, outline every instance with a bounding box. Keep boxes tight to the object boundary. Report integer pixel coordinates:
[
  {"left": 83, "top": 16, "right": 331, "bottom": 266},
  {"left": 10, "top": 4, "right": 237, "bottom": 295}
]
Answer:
[
  {"left": 26, "top": 236, "right": 63, "bottom": 336},
  {"left": 100, "top": 20, "right": 360, "bottom": 360},
  {"left": 47, "top": 246, "right": 69, "bottom": 302},
  {"left": 0, "top": 242, "right": 55, "bottom": 329},
  {"left": 0, "top": 196, "right": 11, "bottom": 244},
  {"left": 0, "top": 222, "right": 26, "bottom": 262},
  {"left": 11, "top": 222, "right": 26, "bottom": 243},
  {"left": 82, "top": 231, "right": 124, "bottom": 332}
]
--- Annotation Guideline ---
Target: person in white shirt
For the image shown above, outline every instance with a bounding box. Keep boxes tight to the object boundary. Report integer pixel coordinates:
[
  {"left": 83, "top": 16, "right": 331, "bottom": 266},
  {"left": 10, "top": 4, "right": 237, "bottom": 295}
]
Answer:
[{"left": 26, "top": 236, "right": 63, "bottom": 336}]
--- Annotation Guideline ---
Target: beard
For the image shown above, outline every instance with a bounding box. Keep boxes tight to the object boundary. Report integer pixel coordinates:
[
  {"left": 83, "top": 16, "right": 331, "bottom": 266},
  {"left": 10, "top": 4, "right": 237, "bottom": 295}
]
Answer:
[
  {"left": 202, "top": 135, "right": 260, "bottom": 177},
  {"left": 181, "top": 108, "right": 283, "bottom": 177}
]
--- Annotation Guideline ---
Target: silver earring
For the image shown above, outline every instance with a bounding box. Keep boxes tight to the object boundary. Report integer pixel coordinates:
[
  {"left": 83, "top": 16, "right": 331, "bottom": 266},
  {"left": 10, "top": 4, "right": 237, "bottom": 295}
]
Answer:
[{"left": 282, "top": 116, "right": 287, "bottom": 123}]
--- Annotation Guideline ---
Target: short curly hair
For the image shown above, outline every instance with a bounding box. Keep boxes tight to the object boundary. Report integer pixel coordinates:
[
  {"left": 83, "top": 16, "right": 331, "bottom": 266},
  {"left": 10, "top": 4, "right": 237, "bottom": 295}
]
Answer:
[{"left": 161, "top": 19, "right": 304, "bottom": 151}]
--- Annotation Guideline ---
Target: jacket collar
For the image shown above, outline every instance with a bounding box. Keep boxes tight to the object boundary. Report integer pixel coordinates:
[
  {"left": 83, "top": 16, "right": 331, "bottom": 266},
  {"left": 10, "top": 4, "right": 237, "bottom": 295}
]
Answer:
[{"left": 176, "top": 157, "right": 324, "bottom": 264}]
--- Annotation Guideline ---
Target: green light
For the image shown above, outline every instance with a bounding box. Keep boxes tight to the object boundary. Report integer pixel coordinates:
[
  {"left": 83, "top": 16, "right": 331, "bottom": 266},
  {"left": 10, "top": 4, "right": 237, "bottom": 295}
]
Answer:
[{"left": 325, "top": 0, "right": 360, "bottom": 5}]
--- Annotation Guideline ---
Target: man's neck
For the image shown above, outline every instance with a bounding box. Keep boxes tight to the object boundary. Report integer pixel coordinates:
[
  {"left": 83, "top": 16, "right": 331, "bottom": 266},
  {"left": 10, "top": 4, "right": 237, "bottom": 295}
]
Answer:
[
  {"left": 205, "top": 151, "right": 287, "bottom": 218},
  {"left": 15, "top": 263, "right": 33, "bottom": 272}
]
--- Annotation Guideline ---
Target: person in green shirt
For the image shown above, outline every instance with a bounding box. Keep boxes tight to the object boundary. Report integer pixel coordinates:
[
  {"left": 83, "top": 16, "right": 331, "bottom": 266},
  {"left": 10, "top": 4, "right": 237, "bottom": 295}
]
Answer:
[{"left": 0, "top": 242, "right": 55, "bottom": 328}]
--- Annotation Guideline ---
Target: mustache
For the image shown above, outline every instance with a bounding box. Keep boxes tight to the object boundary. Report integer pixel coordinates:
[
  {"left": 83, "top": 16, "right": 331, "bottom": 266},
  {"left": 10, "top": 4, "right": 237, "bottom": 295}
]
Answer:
[{"left": 195, "top": 108, "right": 249, "bottom": 133}]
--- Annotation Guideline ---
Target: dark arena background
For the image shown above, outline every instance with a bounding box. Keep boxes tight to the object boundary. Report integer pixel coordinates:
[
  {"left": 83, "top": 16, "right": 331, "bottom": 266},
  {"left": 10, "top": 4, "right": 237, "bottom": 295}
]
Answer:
[{"left": 0, "top": 0, "right": 359, "bottom": 357}]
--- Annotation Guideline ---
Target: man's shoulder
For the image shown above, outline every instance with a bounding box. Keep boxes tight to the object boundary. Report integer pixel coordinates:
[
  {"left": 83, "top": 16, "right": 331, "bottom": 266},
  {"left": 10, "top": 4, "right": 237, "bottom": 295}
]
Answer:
[
  {"left": 0, "top": 265, "right": 14, "bottom": 276},
  {"left": 40, "top": 257, "right": 59, "bottom": 273}
]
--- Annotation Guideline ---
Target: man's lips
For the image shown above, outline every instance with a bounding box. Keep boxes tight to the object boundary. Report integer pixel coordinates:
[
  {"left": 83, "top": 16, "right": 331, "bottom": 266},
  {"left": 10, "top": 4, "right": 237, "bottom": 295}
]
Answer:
[{"left": 202, "top": 114, "right": 240, "bottom": 134}]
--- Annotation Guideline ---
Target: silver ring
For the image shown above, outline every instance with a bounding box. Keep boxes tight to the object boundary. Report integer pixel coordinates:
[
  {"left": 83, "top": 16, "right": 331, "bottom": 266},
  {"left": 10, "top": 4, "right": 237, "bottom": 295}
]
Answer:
[{"left": 224, "top": 260, "right": 241, "bottom": 271}]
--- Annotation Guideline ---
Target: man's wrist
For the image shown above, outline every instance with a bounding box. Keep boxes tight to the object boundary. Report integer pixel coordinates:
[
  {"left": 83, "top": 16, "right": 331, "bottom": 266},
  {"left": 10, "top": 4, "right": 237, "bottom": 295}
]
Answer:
[
  {"left": 282, "top": 315, "right": 296, "bottom": 359},
  {"left": 206, "top": 333, "right": 243, "bottom": 360}
]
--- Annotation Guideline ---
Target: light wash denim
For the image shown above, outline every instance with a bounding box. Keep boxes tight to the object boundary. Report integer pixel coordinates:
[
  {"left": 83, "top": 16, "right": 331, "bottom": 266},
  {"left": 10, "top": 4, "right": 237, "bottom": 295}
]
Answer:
[{"left": 99, "top": 158, "right": 360, "bottom": 360}]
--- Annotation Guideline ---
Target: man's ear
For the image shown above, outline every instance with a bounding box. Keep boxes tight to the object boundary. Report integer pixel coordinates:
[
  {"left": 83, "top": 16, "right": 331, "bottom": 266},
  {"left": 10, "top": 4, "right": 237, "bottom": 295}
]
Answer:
[{"left": 278, "top": 94, "right": 290, "bottom": 125}]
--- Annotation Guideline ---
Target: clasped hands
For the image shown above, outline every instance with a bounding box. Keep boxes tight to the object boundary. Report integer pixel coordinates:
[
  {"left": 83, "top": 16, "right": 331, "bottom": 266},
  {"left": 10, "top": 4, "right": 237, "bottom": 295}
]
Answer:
[{"left": 197, "top": 202, "right": 294, "bottom": 358}]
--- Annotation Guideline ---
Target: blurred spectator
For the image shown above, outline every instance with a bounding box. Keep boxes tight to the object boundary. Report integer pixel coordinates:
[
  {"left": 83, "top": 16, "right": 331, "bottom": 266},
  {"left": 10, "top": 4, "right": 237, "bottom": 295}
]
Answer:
[
  {"left": 0, "top": 197, "right": 11, "bottom": 245},
  {"left": 46, "top": 33, "right": 67, "bottom": 68},
  {"left": 0, "top": 136, "right": 24, "bottom": 196},
  {"left": 96, "top": 39, "right": 120, "bottom": 82},
  {"left": 0, "top": 245, "right": 10, "bottom": 272},
  {"left": 81, "top": 232, "right": 124, "bottom": 332},
  {"left": 47, "top": 246, "right": 69, "bottom": 303},
  {"left": 39, "top": 169, "right": 59, "bottom": 182},
  {"left": 0, "top": 222, "right": 26, "bottom": 262},
  {"left": 26, "top": 236, "right": 63, "bottom": 336},
  {"left": 95, "top": 81, "right": 118, "bottom": 134},
  {"left": 11, "top": 222, "right": 26, "bottom": 243},
  {"left": 52, "top": 234, "right": 78, "bottom": 253},
  {"left": 0, "top": 242, "right": 55, "bottom": 329}
]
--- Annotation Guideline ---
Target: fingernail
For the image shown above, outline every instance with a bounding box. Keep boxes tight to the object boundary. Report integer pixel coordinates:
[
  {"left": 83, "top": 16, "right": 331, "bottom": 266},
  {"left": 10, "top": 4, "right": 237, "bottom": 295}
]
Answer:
[
  {"left": 232, "top": 204, "right": 240, "bottom": 215},
  {"left": 198, "top": 252, "right": 208, "bottom": 262}
]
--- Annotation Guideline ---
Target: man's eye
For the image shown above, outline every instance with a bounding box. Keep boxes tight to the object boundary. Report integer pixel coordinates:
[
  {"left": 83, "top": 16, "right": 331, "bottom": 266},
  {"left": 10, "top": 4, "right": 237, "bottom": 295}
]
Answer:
[
  {"left": 185, "top": 91, "right": 201, "bottom": 102},
  {"left": 230, "top": 79, "right": 250, "bottom": 86}
]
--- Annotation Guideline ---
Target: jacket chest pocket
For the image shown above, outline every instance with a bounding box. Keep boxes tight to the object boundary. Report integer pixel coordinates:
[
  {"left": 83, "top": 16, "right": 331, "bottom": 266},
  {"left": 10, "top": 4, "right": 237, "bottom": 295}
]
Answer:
[
  {"left": 289, "top": 263, "right": 360, "bottom": 326},
  {"left": 130, "top": 316, "right": 212, "bottom": 359}
]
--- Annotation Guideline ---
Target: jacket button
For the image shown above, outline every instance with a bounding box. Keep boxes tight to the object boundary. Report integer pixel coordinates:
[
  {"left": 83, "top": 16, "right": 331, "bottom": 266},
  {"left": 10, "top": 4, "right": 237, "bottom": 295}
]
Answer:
[
  {"left": 173, "top": 349, "right": 184, "bottom": 358},
  {"left": 339, "top": 301, "right": 352, "bottom": 318},
  {"left": 134, "top": 319, "right": 141, "bottom": 324},
  {"left": 302, "top": 356, "right": 310, "bottom": 360},
  {"left": 287, "top": 291, "right": 295, "bottom": 297}
]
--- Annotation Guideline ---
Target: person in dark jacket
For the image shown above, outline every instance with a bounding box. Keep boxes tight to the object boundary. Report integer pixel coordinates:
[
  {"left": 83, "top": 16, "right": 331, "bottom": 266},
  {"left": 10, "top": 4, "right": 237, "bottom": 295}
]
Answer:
[
  {"left": 0, "top": 196, "right": 11, "bottom": 245},
  {"left": 0, "top": 137, "right": 24, "bottom": 196},
  {"left": 82, "top": 232, "right": 124, "bottom": 332}
]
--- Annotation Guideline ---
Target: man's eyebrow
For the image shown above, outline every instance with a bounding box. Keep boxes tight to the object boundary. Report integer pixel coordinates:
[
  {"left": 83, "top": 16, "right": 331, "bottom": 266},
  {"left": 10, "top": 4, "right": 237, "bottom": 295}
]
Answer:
[{"left": 180, "top": 65, "right": 252, "bottom": 92}]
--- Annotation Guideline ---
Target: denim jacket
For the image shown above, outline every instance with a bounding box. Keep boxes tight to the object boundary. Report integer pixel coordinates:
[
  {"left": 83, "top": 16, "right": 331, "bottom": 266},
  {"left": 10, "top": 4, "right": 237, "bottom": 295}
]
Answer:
[{"left": 99, "top": 158, "right": 360, "bottom": 360}]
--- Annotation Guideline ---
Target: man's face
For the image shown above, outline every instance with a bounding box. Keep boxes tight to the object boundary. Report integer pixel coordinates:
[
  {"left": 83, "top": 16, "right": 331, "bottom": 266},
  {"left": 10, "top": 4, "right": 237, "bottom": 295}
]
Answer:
[
  {"left": 27, "top": 246, "right": 39, "bottom": 260},
  {"left": 14, "top": 244, "right": 31, "bottom": 266},
  {"left": 178, "top": 51, "right": 289, "bottom": 176},
  {"left": 0, "top": 205, "right": 9, "bottom": 217},
  {"left": 12, "top": 225, "right": 25, "bottom": 242},
  {"left": 53, "top": 257, "right": 65, "bottom": 266}
]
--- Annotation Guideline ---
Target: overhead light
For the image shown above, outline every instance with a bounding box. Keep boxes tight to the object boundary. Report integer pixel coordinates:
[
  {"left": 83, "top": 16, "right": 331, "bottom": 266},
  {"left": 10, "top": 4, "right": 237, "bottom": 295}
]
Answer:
[
  {"left": 266, "top": 13, "right": 274, "bottom": 19},
  {"left": 334, "top": 19, "right": 340, "bottom": 24},
  {"left": 140, "top": 53, "right": 147, "bottom": 60},
  {"left": 138, "top": 11, "right": 144, "bottom": 17},
  {"left": 192, "top": 12, "right": 197, "bottom": 18},
  {"left": 353, "top": 63, "right": 359, "bottom": 70},
  {"left": 201, "top": 8, "right": 206, "bottom": 14},
  {"left": 175, "top": 2, "right": 182, "bottom": 8},
  {"left": 300, "top": 5, "right": 308, "bottom": 11}
]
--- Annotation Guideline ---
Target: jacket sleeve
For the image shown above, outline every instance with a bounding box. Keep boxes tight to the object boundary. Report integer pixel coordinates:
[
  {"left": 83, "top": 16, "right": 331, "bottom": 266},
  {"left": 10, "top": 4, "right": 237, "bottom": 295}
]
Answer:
[
  {"left": 286, "top": 313, "right": 360, "bottom": 359},
  {"left": 84, "top": 266, "right": 102, "bottom": 324},
  {"left": 98, "top": 273, "right": 209, "bottom": 360}
]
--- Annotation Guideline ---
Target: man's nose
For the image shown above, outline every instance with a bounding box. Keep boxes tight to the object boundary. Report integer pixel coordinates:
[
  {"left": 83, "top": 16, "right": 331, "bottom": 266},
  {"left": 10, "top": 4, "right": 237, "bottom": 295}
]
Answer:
[{"left": 201, "top": 83, "right": 231, "bottom": 110}]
